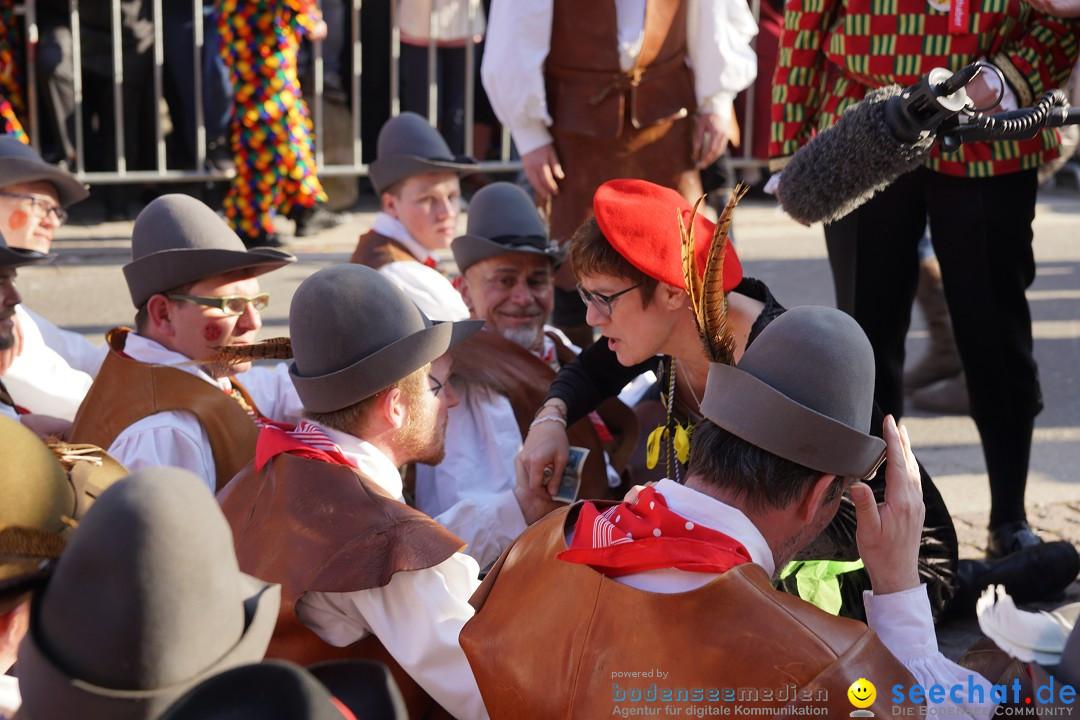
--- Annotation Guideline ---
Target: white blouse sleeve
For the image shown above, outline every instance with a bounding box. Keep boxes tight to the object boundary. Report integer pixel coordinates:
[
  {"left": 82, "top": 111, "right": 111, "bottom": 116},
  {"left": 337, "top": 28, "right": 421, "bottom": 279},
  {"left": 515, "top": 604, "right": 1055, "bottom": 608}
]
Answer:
[
  {"left": 296, "top": 554, "right": 489, "bottom": 720},
  {"left": 685, "top": 0, "right": 759, "bottom": 121},
  {"left": 480, "top": 0, "right": 554, "bottom": 155},
  {"left": 864, "top": 586, "right": 997, "bottom": 717}
]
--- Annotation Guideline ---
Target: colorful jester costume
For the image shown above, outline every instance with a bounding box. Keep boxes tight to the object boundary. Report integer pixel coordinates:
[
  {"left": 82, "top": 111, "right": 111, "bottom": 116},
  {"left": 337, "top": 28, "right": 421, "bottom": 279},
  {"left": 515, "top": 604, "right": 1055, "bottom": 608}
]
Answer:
[
  {"left": 0, "top": 0, "right": 28, "bottom": 142},
  {"left": 217, "top": 0, "right": 326, "bottom": 241}
]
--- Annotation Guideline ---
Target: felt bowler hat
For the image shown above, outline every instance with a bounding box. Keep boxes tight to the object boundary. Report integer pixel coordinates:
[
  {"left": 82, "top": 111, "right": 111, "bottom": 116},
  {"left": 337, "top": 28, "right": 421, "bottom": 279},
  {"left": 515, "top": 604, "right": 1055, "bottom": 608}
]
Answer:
[
  {"left": 0, "top": 418, "right": 127, "bottom": 614},
  {"left": 451, "top": 182, "right": 563, "bottom": 273},
  {"left": 592, "top": 179, "right": 742, "bottom": 292},
  {"left": 0, "top": 227, "right": 53, "bottom": 267},
  {"left": 0, "top": 417, "right": 76, "bottom": 613},
  {"left": 288, "top": 264, "right": 483, "bottom": 412},
  {"left": 367, "top": 112, "right": 477, "bottom": 195},
  {"left": 159, "top": 660, "right": 407, "bottom": 720},
  {"left": 123, "top": 194, "right": 295, "bottom": 308},
  {"left": 18, "top": 468, "right": 281, "bottom": 720},
  {"left": 700, "top": 306, "right": 887, "bottom": 479},
  {"left": 0, "top": 135, "right": 89, "bottom": 207}
]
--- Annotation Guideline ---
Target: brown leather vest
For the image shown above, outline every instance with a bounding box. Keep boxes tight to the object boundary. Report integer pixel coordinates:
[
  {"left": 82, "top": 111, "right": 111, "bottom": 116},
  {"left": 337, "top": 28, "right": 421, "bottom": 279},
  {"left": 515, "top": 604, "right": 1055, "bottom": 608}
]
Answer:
[
  {"left": 449, "top": 329, "right": 638, "bottom": 499},
  {"left": 461, "top": 505, "right": 921, "bottom": 718},
  {"left": 350, "top": 230, "right": 418, "bottom": 269},
  {"left": 545, "top": 0, "right": 695, "bottom": 139},
  {"left": 69, "top": 328, "right": 260, "bottom": 491},
  {"left": 218, "top": 453, "right": 465, "bottom": 719}
]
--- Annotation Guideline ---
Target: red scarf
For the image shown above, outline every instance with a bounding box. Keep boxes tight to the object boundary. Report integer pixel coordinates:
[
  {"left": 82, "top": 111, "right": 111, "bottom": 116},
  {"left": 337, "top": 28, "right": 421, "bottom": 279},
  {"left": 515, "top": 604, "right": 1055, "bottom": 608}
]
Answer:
[
  {"left": 255, "top": 420, "right": 358, "bottom": 470},
  {"left": 558, "top": 486, "right": 752, "bottom": 576}
]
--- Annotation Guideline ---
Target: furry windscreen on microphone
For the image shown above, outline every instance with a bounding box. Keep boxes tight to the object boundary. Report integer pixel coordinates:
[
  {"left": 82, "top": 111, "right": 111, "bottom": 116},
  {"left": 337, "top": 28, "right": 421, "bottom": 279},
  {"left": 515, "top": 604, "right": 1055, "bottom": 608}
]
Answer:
[{"left": 778, "top": 85, "right": 936, "bottom": 225}]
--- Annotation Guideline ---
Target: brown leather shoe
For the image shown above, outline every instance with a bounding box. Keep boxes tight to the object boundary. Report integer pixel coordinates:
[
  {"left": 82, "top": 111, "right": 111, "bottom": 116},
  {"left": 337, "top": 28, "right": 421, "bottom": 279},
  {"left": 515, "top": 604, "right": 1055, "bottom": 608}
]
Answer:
[{"left": 910, "top": 372, "right": 970, "bottom": 415}]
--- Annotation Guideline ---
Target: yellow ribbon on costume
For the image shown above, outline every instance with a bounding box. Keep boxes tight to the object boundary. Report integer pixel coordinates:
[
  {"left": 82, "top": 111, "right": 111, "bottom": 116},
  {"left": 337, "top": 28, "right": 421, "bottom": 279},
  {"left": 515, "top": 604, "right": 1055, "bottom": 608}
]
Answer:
[
  {"left": 645, "top": 425, "right": 667, "bottom": 469},
  {"left": 672, "top": 422, "right": 691, "bottom": 464},
  {"left": 645, "top": 421, "right": 692, "bottom": 469}
]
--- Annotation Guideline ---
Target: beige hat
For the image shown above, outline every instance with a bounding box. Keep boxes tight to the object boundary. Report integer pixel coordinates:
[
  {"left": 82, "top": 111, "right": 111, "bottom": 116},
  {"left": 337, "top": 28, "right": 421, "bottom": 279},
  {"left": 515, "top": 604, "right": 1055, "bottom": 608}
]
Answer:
[{"left": 700, "top": 306, "right": 887, "bottom": 479}]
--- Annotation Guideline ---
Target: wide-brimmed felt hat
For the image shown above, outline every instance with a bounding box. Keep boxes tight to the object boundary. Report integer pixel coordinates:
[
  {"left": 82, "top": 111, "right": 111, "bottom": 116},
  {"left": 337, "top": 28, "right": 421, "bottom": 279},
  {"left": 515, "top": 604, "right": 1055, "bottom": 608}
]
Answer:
[
  {"left": 592, "top": 179, "right": 742, "bottom": 291},
  {"left": 451, "top": 182, "right": 563, "bottom": 273},
  {"left": 0, "top": 135, "right": 89, "bottom": 207},
  {"left": 368, "top": 112, "right": 477, "bottom": 195},
  {"left": 289, "top": 264, "right": 483, "bottom": 413},
  {"left": 18, "top": 468, "right": 281, "bottom": 720},
  {"left": 0, "top": 227, "right": 53, "bottom": 267},
  {"left": 159, "top": 660, "right": 407, "bottom": 720},
  {"left": 123, "top": 194, "right": 295, "bottom": 308},
  {"left": 700, "top": 306, "right": 886, "bottom": 479},
  {"left": 0, "top": 417, "right": 76, "bottom": 613}
]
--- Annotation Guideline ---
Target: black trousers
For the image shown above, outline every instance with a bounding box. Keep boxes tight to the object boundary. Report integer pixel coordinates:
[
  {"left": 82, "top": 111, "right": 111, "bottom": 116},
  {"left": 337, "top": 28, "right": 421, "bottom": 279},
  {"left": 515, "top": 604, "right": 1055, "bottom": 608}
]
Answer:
[{"left": 824, "top": 167, "right": 1043, "bottom": 528}]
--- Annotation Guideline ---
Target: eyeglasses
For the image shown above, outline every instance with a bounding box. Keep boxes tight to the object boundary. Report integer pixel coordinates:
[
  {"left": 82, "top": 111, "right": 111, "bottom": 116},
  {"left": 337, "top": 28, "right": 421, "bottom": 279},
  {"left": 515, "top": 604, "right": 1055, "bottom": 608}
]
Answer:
[
  {"left": 0, "top": 192, "right": 68, "bottom": 226},
  {"left": 428, "top": 373, "right": 445, "bottom": 397},
  {"left": 576, "top": 283, "right": 641, "bottom": 318},
  {"left": 165, "top": 293, "right": 270, "bottom": 316}
]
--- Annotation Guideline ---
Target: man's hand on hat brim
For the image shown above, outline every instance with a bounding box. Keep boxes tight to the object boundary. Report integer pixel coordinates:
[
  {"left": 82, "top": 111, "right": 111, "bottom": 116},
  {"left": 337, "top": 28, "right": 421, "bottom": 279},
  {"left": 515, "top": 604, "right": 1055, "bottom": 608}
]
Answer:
[{"left": 852, "top": 415, "right": 925, "bottom": 596}]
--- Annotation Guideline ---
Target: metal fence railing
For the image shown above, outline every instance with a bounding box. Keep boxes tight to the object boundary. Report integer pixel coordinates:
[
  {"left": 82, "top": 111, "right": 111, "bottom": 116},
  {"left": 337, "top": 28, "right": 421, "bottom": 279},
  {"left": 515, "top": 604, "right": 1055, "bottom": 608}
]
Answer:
[{"left": 10, "top": 0, "right": 769, "bottom": 186}]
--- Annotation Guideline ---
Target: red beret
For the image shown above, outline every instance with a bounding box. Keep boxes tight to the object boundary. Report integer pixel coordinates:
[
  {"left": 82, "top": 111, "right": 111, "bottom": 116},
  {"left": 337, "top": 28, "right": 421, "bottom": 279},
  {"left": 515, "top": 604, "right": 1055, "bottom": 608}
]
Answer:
[{"left": 593, "top": 179, "right": 743, "bottom": 292}]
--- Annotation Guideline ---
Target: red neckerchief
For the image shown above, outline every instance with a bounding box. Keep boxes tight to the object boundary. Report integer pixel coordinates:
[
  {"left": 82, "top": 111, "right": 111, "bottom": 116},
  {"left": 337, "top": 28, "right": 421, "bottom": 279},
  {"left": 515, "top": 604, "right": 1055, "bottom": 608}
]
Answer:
[
  {"left": 254, "top": 420, "right": 358, "bottom": 470},
  {"left": 422, "top": 256, "right": 438, "bottom": 269},
  {"left": 557, "top": 486, "right": 752, "bottom": 576}
]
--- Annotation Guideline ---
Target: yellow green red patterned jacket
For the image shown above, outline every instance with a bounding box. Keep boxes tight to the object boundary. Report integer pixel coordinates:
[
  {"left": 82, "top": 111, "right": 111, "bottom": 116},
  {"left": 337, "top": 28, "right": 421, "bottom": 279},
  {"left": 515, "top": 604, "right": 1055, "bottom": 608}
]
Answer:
[{"left": 769, "top": 0, "right": 1080, "bottom": 177}]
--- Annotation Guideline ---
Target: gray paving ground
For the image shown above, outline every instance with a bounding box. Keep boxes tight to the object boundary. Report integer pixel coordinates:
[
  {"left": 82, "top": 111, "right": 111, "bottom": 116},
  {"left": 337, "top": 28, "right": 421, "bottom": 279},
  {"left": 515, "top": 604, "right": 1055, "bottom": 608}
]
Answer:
[{"left": 18, "top": 179, "right": 1080, "bottom": 659}]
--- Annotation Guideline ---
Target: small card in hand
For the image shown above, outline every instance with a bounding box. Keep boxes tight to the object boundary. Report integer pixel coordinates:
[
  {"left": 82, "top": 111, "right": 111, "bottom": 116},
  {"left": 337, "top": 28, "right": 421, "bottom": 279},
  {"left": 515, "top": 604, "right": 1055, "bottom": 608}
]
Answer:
[{"left": 552, "top": 446, "right": 590, "bottom": 503}]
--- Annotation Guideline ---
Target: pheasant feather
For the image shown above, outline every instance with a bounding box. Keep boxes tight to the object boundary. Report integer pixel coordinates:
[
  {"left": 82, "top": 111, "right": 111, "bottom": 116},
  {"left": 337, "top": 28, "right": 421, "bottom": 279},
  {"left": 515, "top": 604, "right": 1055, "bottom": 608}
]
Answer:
[
  {"left": 680, "top": 185, "right": 749, "bottom": 366},
  {"left": 185, "top": 337, "right": 294, "bottom": 374}
]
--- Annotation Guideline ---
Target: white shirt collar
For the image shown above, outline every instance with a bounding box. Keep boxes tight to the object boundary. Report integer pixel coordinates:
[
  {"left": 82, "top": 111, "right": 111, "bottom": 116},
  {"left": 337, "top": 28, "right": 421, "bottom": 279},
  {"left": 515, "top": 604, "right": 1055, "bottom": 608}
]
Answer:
[
  {"left": 315, "top": 423, "right": 405, "bottom": 501},
  {"left": 371, "top": 212, "right": 436, "bottom": 264},
  {"left": 123, "top": 333, "right": 232, "bottom": 391},
  {"left": 654, "top": 478, "right": 776, "bottom": 577}
]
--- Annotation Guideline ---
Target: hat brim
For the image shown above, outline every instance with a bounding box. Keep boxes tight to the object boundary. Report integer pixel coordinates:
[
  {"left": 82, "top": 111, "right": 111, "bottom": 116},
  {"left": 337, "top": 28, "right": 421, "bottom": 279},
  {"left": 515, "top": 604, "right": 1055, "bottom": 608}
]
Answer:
[
  {"left": 123, "top": 247, "right": 296, "bottom": 308},
  {"left": 17, "top": 573, "right": 280, "bottom": 720},
  {"left": 307, "top": 660, "right": 408, "bottom": 719},
  {"left": 369, "top": 155, "right": 478, "bottom": 195},
  {"left": 451, "top": 234, "right": 564, "bottom": 273},
  {"left": 1, "top": 157, "right": 90, "bottom": 207},
  {"left": 290, "top": 318, "right": 484, "bottom": 413},
  {"left": 0, "top": 244, "right": 54, "bottom": 268},
  {"left": 700, "top": 364, "right": 886, "bottom": 479}
]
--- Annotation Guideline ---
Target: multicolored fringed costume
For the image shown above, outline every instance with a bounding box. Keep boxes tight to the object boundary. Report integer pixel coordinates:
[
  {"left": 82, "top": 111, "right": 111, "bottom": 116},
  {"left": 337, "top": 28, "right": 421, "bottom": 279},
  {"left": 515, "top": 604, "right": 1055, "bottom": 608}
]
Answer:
[
  {"left": 217, "top": 0, "right": 326, "bottom": 241},
  {"left": 0, "top": 0, "right": 29, "bottom": 142}
]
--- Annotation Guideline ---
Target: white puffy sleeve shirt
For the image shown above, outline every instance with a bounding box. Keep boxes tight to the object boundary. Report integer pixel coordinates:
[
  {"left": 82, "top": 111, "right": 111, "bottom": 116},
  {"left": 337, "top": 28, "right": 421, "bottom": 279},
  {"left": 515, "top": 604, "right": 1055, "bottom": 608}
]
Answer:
[
  {"left": 480, "top": 0, "right": 758, "bottom": 156},
  {"left": 295, "top": 428, "right": 488, "bottom": 720}
]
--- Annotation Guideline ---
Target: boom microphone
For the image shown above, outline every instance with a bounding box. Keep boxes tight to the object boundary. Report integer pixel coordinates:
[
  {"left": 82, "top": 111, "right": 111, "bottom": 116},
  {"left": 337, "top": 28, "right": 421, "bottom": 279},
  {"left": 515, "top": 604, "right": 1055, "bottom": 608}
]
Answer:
[{"left": 777, "top": 68, "right": 972, "bottom": 225}]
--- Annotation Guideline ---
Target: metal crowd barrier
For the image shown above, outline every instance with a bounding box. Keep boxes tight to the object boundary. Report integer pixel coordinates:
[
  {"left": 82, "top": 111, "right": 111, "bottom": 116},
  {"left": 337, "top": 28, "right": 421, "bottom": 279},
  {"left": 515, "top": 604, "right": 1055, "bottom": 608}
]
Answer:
[{"left": 12, "top": 0, "right": 768, "bottom": 186}]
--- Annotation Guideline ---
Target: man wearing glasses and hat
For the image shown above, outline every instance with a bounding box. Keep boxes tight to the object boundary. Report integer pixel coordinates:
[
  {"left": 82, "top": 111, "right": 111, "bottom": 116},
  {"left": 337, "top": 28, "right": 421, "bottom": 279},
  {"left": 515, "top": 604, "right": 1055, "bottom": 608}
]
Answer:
[
  {"left": 69, "top": 194, "right": 301, "bottom": 493},
  {"left": 348, "top": 112, "right": 476, "bottom": 321},
  {"left": 0, "top": 135, "right": 107, "bottom": 422},
  {"left": 411, "top": 182, "right": 636, "bottom": 569},
  {"left": 219, "top": 264, "right": 494, "bottom": 719},
  {"left": 461, "top": 307, "right": 997, "bottom": 717}
]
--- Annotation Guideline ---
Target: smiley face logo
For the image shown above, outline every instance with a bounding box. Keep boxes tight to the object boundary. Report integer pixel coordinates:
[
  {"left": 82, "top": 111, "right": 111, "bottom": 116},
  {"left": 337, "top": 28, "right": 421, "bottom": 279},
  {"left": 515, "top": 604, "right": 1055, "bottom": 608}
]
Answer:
[{"left": 847, "top": 678, "right": 876, "bottom": 709}]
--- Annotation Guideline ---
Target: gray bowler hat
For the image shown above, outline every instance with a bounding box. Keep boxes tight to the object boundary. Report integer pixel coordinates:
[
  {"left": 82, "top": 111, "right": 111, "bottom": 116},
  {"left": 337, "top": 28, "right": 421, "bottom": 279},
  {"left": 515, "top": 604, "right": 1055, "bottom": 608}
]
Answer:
[
  {"left": 0, "top": 227, "right": 53, "bottom": 267},
  {"left": 289, "top": 264, "right": 483, "bottom": 412},
  {"left": 0, "top": 135, "right": 90, "bottom": 207},
  {"left": 700, "top": 306, "right": 887, "bottom": 479},
  {"left": 451, "top": 182, "right": 563, "bottom": 273},
  {"left": 123, "top": 194, "right": 295, "bottom": 308},
  {"left": 367, "top": 112, "right": 477, "bottom": 195},
  {"left": 18, "top": 467, "right": 281, "bottom": 720}
]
